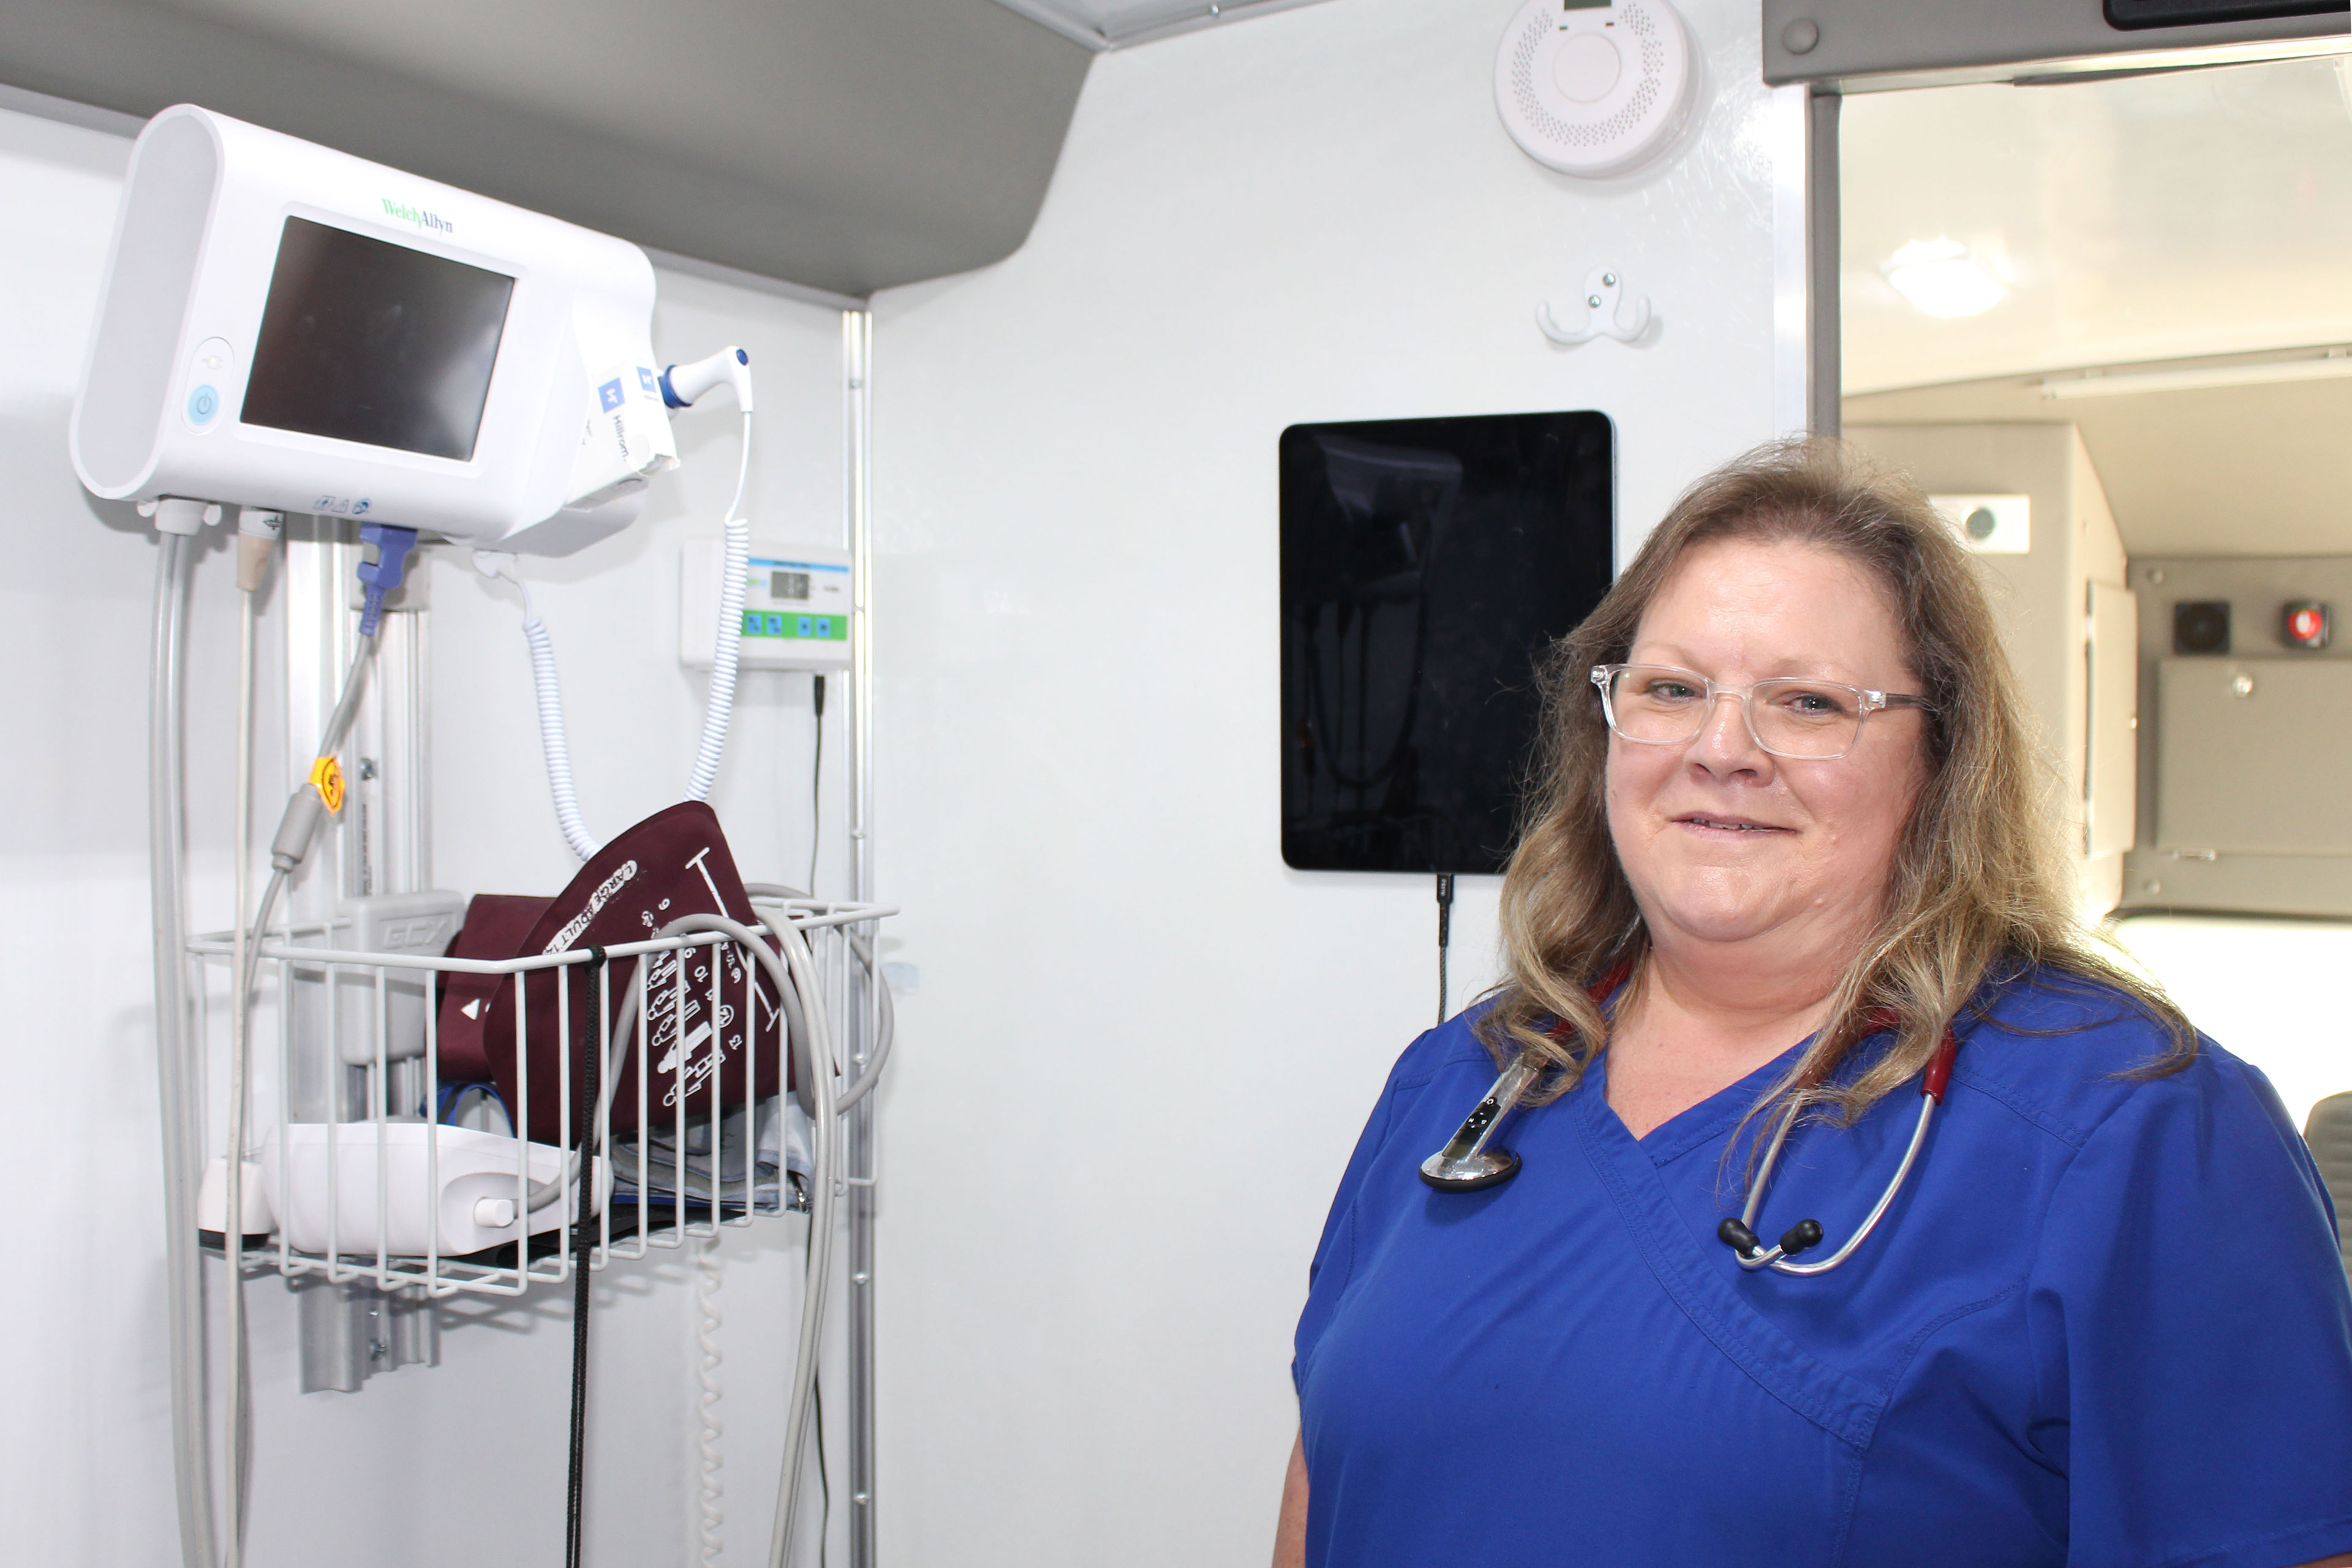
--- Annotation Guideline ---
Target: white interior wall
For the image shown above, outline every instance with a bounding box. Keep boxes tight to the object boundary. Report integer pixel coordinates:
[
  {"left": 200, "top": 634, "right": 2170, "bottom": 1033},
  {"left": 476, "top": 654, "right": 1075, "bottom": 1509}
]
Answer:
[
  {"left": 2114, "top": 917, "right": 2352, "bottom": 1134},
  {"left": 865, "top": 1, "right": 1783, "bottom": 1562},
  {"left": 0, "top": 100, "right": 857, "bottom": 1567}
]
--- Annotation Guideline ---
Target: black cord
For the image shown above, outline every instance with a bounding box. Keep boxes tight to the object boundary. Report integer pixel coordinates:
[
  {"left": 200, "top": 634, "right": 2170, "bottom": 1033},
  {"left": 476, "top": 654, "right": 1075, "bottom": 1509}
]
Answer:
[
  {"left": 1435, "top": 873, "right": 1455, "bottom": 1025},
  {"left": 813, "top": 1370, "right": 831, "bottom": 1568},
  {"left": 809, "top": 676, "right": 826, "bottom": 896},
  {"left": 565, "top": 949, "right": 605, "bottom": 1568}
]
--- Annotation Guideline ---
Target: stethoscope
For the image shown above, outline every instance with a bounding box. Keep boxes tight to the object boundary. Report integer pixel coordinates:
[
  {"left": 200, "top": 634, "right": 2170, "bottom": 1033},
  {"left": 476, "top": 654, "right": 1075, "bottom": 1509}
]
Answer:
[{"left": 1419, "top": 976, "right": 1964, "bottom": 1276}]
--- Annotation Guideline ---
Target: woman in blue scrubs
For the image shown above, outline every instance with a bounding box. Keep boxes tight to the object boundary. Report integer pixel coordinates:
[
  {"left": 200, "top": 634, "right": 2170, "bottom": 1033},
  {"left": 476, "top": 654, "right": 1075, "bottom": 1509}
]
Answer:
[{"left": 1276, "top": 442, "right": 2352, "bottom": 1568}]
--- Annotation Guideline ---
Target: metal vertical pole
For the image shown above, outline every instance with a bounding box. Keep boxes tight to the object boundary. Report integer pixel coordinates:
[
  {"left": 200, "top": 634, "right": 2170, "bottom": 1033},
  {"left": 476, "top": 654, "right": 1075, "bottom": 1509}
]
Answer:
[
  {"left": 1806, "top": 88, "right": 1842, "bottom": 439},
  {"left": 842, "top": 307, "right": 878, "bottom": 1568}
]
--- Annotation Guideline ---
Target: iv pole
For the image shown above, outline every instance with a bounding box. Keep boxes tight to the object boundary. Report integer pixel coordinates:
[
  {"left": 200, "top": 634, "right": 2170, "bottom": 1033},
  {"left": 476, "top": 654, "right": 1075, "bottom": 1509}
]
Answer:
[{"left": 842, "top": 307, "right": 880, "bottom": 1568}]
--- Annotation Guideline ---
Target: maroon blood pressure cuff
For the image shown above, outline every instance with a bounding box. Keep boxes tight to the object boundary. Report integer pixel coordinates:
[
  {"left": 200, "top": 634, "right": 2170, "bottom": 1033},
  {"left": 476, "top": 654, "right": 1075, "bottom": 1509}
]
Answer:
[
  {"left": 436, "top": 894, "right": 552, "bottom": 1084},
  {"left": 435, "top": 802, "right": 785, "bottom": 1141}
]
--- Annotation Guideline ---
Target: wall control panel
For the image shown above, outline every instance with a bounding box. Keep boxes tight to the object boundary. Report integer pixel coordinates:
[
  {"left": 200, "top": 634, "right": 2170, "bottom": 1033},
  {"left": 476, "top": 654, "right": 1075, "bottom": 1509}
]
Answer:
[{"left": 680, "top": 538, "right": 852, "bottom": 671}]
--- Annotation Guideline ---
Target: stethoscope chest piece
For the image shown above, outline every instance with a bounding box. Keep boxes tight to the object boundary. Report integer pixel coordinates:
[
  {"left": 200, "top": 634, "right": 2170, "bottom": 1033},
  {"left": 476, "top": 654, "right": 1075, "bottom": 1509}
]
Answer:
[
  {"left": 1420, "top": 1144, "right": 1522, "bottom": 1191},
  {"left": 1419, "top": 1060, "right": 1537, "bottom": 1192}
]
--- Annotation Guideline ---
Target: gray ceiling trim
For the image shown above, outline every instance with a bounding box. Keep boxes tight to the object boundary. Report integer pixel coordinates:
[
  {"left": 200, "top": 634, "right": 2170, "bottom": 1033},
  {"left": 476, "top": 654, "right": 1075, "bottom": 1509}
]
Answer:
[
  {"left": 990, "top": 0, "right": 1116, "bottom": 50},
  {"left": 0, "top": 0, "right": 1093, "bottom": 299},
  {"left": 1763, "top": 0, "right": 2348, "bottom": 90},
  {"left": 0, "top": 78, "right": 142, "bottom": 137},
  {"left": 990, "top": 0, "right": 1338, "bottom": 51},
  {"left": 0, "top": 79, "right": 867, "bottom": 312},
  {"left": 644, "top": 247, "right": 869, "bottom": 314}
]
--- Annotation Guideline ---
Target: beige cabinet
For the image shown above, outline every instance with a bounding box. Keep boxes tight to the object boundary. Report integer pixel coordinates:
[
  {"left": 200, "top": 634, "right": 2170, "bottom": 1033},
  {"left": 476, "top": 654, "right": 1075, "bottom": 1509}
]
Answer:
[{"left": 1847, "top": 423, "right": 2132, "bottom": 916}]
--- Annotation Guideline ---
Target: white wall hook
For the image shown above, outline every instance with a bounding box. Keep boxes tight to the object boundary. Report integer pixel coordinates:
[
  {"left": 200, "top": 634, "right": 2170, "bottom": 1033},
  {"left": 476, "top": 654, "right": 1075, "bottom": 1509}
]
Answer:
[{"left": 1538, "top": 267, "right": 1654, "bottom": 346}]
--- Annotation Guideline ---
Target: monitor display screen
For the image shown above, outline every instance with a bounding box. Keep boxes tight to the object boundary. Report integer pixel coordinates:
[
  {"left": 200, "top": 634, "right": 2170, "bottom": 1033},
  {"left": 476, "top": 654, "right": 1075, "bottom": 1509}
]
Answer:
[
  {"left": 241, "top": 217, "right": 515, "bottom": 461},
  {"left": 1280, "top": 411, "right": 1614, "bottom": 875}
]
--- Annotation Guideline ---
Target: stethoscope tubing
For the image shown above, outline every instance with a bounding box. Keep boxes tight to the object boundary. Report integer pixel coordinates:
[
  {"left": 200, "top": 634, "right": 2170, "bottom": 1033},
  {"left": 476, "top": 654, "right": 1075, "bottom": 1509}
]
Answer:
[
  {"left": 1732, "top": 1081, "right": 1940, "bottom": 1275},
  {"left": 1422, "top": 1009, "right": 1963, "bottom": 1280}
]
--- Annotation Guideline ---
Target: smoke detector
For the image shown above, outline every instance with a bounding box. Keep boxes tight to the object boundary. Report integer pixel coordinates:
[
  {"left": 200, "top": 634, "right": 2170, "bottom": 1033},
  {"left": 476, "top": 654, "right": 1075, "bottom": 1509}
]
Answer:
[{"left": 1495, "top": 0, "right": 1698, "bottom": 179}]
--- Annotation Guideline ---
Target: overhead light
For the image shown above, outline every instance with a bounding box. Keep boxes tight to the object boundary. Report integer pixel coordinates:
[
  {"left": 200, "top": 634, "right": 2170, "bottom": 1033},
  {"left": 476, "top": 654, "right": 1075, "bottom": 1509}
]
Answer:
[
  {"left": 1879, "top": 240, "right": 2007, "bottom": 319},
  {"left": 2041, "top": 349, "right": 2352, "bottom": 399}
]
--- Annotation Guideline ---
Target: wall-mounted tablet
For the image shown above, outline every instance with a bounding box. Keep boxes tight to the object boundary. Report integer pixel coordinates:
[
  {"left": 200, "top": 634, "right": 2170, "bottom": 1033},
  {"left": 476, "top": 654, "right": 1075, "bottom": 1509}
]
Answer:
[{"left": 1280, "top": 411, "right": 1614, "bottom": 875}]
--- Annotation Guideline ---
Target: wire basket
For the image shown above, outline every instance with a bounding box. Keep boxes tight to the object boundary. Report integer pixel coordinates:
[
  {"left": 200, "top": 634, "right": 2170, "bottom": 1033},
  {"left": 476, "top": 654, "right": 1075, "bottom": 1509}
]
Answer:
[{"left": 189, "top": 894, "right": 891, "bottom": 1298}]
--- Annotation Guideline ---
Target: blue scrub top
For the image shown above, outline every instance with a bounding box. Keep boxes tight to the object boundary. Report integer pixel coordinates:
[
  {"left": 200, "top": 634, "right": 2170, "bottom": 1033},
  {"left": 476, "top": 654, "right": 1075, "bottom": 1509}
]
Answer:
[{"left": 1293, "top": 971, "right": 2352, "bottom": 1568}]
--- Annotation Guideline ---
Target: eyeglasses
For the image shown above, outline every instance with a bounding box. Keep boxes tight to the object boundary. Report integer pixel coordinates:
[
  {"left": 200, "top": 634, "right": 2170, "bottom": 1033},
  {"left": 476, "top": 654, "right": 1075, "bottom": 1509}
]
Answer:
[{"left": 1589, "top": 664, "right": 1930, "bottom": 761}]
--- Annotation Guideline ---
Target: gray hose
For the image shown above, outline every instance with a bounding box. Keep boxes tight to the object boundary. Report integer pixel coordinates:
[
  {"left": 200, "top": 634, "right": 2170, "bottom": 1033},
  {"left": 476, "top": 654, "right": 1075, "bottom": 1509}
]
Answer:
[
  {"left": 520, "top": 916, "right": 812, "bottom": 1214},
  {"left": 833, "top": 933, "right": 892, "bottom": 1114},
  {"left": 742, "top": 884, "right": 895, "bottom": 1111},
  {"left": 519, "top": 902, "right": 862, "bottom": 1566},
  {"left": 649, "top": 914, "right": 837, "bottom": 1568},
  {"left": 149, "top": 533, "right": 218, "bottom": 1568},
  {"left": 605, "top": 911, "right": 840, "bottom": 1568},
  {"left": 317, "top": 634, "right": 372, "bottom": 760},
  {"left": 263, "top": 633, "right": 375, "bottom": 878}
]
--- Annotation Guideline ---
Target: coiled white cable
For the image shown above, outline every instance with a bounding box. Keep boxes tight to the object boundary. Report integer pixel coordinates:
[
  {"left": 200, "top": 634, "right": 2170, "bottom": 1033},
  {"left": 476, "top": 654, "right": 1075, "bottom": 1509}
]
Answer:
[
  {"left": 463, "top": 558, "right": 601, "bottom": 859},
  {"left": 695, "top": 1233, "right": 725, "bottom": 1567},
  {"left": 481, "top": 406, "right": 753, "bottom": 859},
  {"left": 687, "top": 413, "right": 754, "bottom": 804},
  {"left": 519, "top": 581, "right": 602, "bottom": 861}
]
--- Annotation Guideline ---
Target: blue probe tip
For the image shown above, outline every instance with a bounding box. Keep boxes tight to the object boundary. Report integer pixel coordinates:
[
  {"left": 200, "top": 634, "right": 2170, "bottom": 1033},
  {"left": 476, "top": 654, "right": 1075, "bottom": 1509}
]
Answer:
[{"left": 354, "top": 524, "right": 420, "bottom": 636}]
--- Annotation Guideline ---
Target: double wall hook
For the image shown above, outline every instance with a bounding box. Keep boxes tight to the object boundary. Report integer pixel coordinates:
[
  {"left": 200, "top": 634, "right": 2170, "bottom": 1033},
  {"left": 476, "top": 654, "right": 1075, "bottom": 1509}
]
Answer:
[{"left": 1538, "top": 266, "right": 1654, "bottom": 347}]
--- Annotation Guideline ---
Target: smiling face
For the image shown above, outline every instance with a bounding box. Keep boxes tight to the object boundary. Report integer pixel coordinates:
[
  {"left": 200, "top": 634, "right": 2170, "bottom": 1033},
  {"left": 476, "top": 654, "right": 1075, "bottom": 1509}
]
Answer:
[{"left": 1604, "top": 536, "right": 1929, "bottom": 964}]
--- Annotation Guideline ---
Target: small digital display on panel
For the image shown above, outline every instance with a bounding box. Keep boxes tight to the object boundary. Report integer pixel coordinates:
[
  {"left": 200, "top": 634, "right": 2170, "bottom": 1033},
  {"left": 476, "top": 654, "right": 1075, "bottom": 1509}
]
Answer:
[
  {"left": 241, "top": 217, "right": 515, "bottom": 461},
  {"left": 771, "top": 570, "right": 812, "bottom": 602}
]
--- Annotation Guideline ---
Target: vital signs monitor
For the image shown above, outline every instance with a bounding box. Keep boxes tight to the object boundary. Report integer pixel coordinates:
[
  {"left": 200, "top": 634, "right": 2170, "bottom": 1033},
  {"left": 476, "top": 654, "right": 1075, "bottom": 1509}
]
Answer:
[{"left": 70, "top": 105, "right": 675, "bottom": 555}]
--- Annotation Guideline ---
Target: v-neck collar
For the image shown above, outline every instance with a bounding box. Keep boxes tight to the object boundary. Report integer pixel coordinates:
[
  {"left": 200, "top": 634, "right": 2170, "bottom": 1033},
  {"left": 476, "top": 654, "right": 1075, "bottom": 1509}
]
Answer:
[
  {"left": 1585, "top": 1038, "right": 1811, "bottom": 1169},
  {"left": 1569, "top": 1046, "right": 1891, "bottom": 1451}
]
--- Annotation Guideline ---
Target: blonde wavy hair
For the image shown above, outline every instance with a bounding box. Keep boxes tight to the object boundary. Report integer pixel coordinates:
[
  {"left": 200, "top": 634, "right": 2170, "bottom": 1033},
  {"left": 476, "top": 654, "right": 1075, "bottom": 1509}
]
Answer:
[{"left": 1476, "top": 437, "right": 2190, "bottom": 1118}]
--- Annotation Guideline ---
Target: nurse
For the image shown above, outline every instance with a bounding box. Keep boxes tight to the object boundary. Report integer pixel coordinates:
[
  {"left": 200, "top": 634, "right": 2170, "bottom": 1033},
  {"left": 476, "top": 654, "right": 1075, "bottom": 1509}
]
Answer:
[{"left": 1276, "top": 440, "right": 2352, "bottom": 1568}]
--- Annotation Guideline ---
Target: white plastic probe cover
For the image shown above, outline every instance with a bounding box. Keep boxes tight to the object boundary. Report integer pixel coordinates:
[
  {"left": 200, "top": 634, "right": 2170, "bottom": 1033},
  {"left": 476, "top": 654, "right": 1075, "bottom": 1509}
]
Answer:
[
  {"left": 1494, "top": 0, "right": 1697, "bottom": 179},
  {"left": 664, "top": 347, "right": 755, "bottom": 413}
]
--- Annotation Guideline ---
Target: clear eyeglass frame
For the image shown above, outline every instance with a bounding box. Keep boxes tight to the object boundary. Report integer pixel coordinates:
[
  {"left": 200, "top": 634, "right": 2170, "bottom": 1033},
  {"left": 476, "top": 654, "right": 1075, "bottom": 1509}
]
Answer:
[{"left": 1589, "top": 663, "right": 1932, "bottom": 761}]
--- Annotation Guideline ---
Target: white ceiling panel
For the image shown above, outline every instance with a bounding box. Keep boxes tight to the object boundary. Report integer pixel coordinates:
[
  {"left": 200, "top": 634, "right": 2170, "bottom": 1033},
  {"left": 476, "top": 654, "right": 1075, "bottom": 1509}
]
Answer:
[{"left": 1842, "top": 57, "right": 2352, "bottom": 396}]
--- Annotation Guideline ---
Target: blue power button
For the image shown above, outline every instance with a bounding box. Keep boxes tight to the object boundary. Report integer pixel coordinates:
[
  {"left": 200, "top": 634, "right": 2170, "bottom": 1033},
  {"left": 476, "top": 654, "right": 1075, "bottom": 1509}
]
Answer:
[{"left": 187, "top": 385, "right": 219, "bottom": 424}]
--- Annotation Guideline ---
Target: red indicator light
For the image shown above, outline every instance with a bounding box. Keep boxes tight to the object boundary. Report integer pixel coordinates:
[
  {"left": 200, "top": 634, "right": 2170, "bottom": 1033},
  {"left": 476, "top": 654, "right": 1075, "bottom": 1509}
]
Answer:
[{"left": 2283, "top": 601, "right": 2331, "bottom": 650}]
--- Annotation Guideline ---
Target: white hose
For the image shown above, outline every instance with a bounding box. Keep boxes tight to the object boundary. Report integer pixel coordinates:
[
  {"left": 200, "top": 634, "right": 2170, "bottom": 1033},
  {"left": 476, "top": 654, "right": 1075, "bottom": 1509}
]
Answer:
[
  {"left": 687, "top": 413, "right": 755, "bottom": 804},
  {"left": 224, "top": 586, "right": 255, "bottom": 1568},
  {"left": 149, "top": 532, "right": 219, "bottom": 1568},
  {"left": 694, "top": 1234, "right": 725, "bottom": 1567},
  {"left": 643, "top": 913, "right": 835, "bottom": 1568}
]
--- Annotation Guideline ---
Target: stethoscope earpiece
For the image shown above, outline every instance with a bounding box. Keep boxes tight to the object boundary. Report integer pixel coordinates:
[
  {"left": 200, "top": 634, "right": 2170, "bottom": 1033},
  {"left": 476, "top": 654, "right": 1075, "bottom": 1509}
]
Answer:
[
  {"left": 1720, "top": 1215, "right": 1825, "bottom": 1258},
  {"left": 1715, "top": 1028, "right": 1964, "bottom": 1276}
]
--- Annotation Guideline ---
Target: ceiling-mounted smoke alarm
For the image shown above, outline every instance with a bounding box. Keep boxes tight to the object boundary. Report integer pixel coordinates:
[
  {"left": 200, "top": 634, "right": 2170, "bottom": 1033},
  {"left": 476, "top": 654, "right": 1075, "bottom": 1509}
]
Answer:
[{"left": 1495, "top": 0, "right": 1697, "bottom": 179}]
